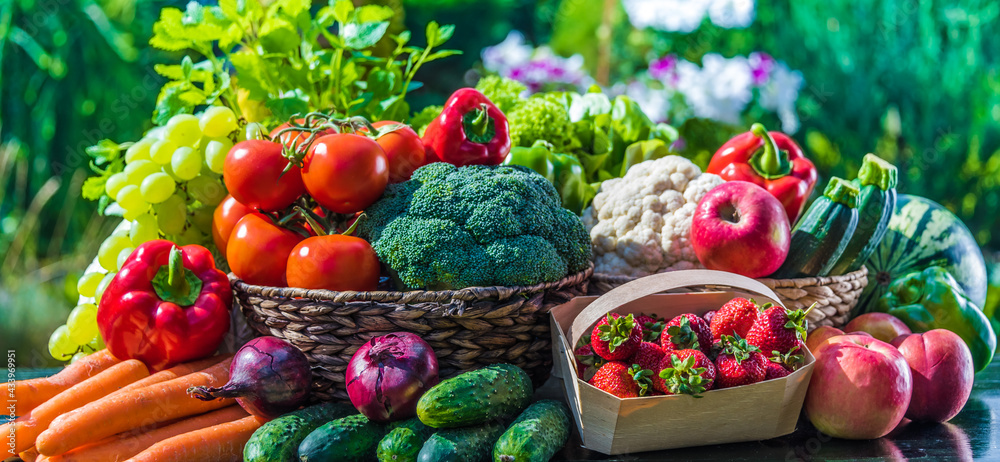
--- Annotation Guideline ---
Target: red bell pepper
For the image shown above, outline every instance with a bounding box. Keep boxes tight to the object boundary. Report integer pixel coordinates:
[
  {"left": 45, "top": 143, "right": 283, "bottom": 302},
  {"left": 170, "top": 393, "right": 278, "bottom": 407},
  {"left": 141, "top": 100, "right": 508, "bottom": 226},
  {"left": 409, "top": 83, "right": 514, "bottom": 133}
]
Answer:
[
  {"left": 422, "top": 88, "right": 511, "bottom": 167},
  {"left": 97, "top": 240, "right": 232, "bottom": 371},
  {"left": 707, "top": 123, "right": 818, "bottom": 223}
]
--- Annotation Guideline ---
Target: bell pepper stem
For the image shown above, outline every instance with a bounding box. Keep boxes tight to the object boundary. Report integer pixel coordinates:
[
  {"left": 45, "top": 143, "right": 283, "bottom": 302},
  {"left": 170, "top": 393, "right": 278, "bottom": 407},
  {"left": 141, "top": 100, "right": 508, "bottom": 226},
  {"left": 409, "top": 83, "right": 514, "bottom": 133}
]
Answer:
[
  {"left": 749, "top": 123, "right": 792, "bottom": 180},
  {"left": 462, "top": 104, "right": 496, "bottom": 144},
  {"left": 166, "top": 247, "right": 188, "bottom": 294},
  {"left": 152, "top": 246, "right": 203, "bottom": 306}
]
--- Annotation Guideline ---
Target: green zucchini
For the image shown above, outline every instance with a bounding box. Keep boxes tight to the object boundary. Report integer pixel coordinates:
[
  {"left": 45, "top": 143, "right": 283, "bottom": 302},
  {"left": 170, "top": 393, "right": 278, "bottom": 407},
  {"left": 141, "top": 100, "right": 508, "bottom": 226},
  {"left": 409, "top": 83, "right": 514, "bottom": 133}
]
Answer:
[
  {"left": 244, "top": 402, "right": 356, "bottom": 462},
  {"left": 298, "top": 414, "right": 387, "bottom": 462},
  {"left": 378, "top": 417, "right": 434, "bottom": 462},
  {"left": 771, "top": 177, "right": 860, "bottom": 278},
  {"left": 417, "top": 421, "right": 506, "bottom": 462},
  {"left": 828, "top": 154, "right": 898, "bottom": 275},
  {"left": 493, "top": 400, "right": 571, "bottom": 462}
]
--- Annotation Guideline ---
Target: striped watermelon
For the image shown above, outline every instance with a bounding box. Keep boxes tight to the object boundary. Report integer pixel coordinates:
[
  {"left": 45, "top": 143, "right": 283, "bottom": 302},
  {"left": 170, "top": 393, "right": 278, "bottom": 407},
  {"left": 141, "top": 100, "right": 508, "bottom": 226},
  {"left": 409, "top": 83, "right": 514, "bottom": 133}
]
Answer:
[{"left": 855, "top": 194, "right": 988, "bottom": 315}]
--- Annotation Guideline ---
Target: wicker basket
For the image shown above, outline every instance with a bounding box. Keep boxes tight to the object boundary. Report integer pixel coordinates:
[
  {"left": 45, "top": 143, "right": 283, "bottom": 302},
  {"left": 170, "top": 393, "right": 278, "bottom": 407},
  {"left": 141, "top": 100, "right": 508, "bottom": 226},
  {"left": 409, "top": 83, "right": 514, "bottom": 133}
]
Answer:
[
  {"left": 589, "top": 266, "right": 868, "bottom": 331},
  {"left": 230, "top": 265, "right": 593, "bottom": 401}
]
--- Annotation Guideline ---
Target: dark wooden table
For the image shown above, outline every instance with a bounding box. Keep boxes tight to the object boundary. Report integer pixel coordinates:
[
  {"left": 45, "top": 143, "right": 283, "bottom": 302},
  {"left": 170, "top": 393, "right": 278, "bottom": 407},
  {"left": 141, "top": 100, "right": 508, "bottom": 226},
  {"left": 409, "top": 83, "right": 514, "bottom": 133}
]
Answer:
[
  {"left": 8, "top": 362, "right": 997, "bottom": 462},
  {"left": 536, "top": 362, "right": 998, "bottom": 462}
]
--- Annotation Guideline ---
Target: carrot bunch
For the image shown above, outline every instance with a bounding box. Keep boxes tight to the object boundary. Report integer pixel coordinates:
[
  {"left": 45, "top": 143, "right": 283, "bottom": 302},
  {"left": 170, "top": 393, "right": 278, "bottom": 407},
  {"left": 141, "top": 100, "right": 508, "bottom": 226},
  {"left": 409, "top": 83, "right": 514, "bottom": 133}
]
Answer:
[{"left": 8, "top": 350, "right": 259, "bottom": 462}]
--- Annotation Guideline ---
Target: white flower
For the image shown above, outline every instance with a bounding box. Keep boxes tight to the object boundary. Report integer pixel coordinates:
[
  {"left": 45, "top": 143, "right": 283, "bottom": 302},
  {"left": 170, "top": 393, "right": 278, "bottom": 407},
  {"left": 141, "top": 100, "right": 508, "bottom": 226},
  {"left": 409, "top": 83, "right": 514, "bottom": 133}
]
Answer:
[
  {"left": 708, "top": 0, "right": 755, "bottom": 29},
  {"left": 757, "top": 61, "right": 804, "bottom": 133},
  {"left": 623, "top": 0, "right": 755, "bottom": 31},
  {"left": 675, "top": 54, "right": 753, "bottom": 124},
  {"left": 481, "top": 31, "right": 532, "bottom": 74},
  {"left": 622, "top": 0, "right": 710, "bottom": 33}
]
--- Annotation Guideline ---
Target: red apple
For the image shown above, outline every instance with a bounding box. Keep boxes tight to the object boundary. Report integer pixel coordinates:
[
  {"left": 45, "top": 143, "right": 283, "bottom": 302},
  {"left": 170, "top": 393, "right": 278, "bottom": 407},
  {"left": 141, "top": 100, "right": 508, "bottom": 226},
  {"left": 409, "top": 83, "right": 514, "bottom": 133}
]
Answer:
[
  {"left": 890, "top": 330, "right": 974, "bottom": 422},
  {"left": 806, "top": 326, "right": 845, "bottom": 352},
  {"left": 805, "top": 335, "right": 912, "bottom": 439},
  {"left": 691, "top": 181, "right": 791, "bottom": 278},
  {"left": 844, "top": 312, "right": 912, "bottom": 343}
]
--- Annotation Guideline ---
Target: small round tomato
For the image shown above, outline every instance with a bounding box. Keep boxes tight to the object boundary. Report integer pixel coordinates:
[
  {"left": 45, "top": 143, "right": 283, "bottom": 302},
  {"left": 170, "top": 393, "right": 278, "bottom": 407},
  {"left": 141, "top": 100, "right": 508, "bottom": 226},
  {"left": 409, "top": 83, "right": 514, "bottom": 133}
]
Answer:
[
  {"left": 365, "top": 121, "right": 426, "bottom": 183},
  {"left": 212, "top": 195, "right": 253, "bottom": 258},
  {"left": 270, "top": 118, "right": 336, "bottom": 154},
  {"left": 224, "top": 140, "right": 305, "bottom": 211},
  {"left": 286, "top": 235, "right": 380, "bottom": 291},
  {"left": 301, "top": 134, "right": 388, "bottom": 214},
  {"left": 227, "top": 213, "right": 304, "bottom": 287}
]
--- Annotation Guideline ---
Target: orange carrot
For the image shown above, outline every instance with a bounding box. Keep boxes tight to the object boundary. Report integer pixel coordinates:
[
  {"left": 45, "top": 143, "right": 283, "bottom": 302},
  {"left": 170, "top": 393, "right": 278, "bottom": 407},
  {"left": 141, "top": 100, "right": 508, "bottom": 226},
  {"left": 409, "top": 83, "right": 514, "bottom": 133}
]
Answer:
[
  {"left": 114, "top": 355, "right": 230, "bottom": 395},
  {"left": 2, "top": 359, "right": 149, "bottom": 453},
  {"left": 45, "top": 406, "right": 248, "bottom": 462},
  {"left": 125, "top": 415, "right": 262, "bottom": 462},
  {"left": 36, "top": 357, "right": 235, "bottom": 457},
  {"left": 19, "top": 447, "right": 40, "bottom": 462},
  {"left": 13, "top": 350, "right": 118, "bottom": 414}
]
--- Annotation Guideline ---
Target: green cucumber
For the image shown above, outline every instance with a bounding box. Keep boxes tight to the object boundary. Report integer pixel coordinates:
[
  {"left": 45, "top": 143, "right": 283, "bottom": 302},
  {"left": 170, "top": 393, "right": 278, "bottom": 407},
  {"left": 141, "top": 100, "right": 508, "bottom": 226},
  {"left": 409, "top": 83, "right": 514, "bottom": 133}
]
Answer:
[
  {"left": 298, "top": 414, "right": 387, "bottom": 462},
  {"left": 829, "top": 154, "right": 898, "bottom": 275},
  {"left": 493, "top": 400, "right": 571, "bottom": 462},
  {"left": 417, "top": 421, "right": 506, "bottom": 462},
  {"left": 378, "top": 417, "right": 433, "bottom": 462},
  {"left": 417, "top": 364, "right": 533, "bottom": 429},
  {"left": 771, "top": 177, "right": 860, "bottom": 278},
  {"left": 244, "top": 402, "right": 356, "bottom": 462}
]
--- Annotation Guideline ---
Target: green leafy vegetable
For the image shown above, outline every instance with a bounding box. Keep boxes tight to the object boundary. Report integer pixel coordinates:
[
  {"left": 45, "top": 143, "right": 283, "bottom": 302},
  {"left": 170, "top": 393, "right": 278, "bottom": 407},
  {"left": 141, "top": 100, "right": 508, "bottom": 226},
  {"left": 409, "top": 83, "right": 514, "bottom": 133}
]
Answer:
[{"left": 149, "top": 0, "right": 460, "bottom": 123}]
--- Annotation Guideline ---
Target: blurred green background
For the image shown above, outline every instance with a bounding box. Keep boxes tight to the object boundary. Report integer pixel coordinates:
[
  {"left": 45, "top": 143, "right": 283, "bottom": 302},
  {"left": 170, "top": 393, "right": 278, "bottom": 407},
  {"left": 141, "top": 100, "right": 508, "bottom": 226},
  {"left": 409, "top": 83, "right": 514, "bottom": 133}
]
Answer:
[{"left": 2, "top": 0, "right": 999, "bottom": 364}]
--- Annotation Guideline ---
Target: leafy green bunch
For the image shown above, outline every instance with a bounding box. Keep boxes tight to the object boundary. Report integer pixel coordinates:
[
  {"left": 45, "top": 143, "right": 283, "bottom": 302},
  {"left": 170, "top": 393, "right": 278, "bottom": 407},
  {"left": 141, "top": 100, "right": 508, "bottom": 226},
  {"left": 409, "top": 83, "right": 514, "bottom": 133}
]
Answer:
[
  {"left": 476, "top": 75, "right": 679, "bottom": 191},
  {"left": 148, "top": 0, "right": 460, "bottom": 125}
]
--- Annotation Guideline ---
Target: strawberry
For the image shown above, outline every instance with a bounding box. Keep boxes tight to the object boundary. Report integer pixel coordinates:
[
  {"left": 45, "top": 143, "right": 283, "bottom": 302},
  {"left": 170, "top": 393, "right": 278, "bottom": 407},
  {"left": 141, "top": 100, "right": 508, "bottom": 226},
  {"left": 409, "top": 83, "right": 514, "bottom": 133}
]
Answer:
[
  {"left": 714, "top": 335, "right": 767, "bottom": 388},
  {"left": 764, "top": 361, "right": 791, "bottom": 380},
  {"left": 591, "top": 313, "right": 643, "bottom": 361},
  {"left": 588, "top": 361, "right": 653, "bottom": 398},
  {"left": 746, "top": 304, "right": 812, "bottom": 357},
  {"left": 661, "top": 314, "right": 712, "bottom": 355},
  {"left": 710, "top": 297, "right": 761, "bottom": 340},
  {"left": 629, "top": 341, "right": 665, "bottom": 373},
  {"left": 703, "top": 310, "right": 717, "bottom": 325},
  {"left": 635, "top": 313, "right": 665, "bottom": 342},
  {"left": 768, "top": 342, "right": 805, "bottom": 372},
  {"left": 654, "top": 349, "right": 716, "bottom": 396}
]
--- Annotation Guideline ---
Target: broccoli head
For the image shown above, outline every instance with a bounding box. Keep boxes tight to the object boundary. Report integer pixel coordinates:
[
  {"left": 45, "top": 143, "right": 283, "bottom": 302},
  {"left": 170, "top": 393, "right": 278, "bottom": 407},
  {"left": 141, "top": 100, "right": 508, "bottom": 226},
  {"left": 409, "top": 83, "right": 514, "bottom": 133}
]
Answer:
[{"left": 358, "top": 163, "right": 593, "bottom": 290}]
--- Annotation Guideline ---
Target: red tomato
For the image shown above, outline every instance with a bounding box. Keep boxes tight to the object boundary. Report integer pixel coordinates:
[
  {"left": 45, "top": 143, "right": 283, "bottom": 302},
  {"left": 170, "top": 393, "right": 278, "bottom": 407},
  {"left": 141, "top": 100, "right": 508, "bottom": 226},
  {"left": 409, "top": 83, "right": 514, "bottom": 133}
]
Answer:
[
  {"left": 227, "top": 213, "right": 304, "bottom": 287},
  {"left": 224, "top": 140, "right": 305, "bottom": 211},
  {"left": 270, "top": 118, "right": 336, "bottom": 153},
  {"left": 364, "top": 121, "right": 426, "bottom": 183},
  {"left": 212, "top": 194, "right": 253, "bottom": 257},
  {"left": 301, "top": 134, "right": 389, "bottom": 214},
  {"left": 286, "top": 235, "right": 380, "bottom": 291}
]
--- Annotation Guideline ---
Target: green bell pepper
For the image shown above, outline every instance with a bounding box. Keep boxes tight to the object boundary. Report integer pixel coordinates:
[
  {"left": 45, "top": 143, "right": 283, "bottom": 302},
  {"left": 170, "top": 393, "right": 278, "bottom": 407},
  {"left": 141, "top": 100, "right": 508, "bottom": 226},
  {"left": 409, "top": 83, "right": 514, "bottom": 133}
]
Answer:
[
  {"left": 503, "top": 141, "right": 555, "bottom": 182},
  {"left": 503, "top": 141, "right": 593, "bottom": 214},
  {"left": 875, "top": 266, "right": 997, "bottom": 371}
]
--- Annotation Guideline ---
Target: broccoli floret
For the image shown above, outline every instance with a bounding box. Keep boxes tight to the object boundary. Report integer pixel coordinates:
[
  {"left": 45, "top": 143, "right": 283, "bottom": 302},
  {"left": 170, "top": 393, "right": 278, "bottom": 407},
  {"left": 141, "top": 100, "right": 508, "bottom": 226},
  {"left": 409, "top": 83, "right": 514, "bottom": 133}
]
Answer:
[
  {"left": 359, "top": 163, "right": 593, "bottom": 290},
  {"left": 506, "top": 97, "right": 575, "bottom": 152},
  {"left": 475, "top": 75, "right": 527, "bottom": 114}
]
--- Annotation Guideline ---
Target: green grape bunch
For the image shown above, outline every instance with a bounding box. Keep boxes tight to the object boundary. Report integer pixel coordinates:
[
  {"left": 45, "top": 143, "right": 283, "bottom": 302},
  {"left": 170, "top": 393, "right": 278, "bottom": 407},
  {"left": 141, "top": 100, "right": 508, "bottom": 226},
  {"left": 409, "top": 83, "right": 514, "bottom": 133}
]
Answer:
[{"left": 62, "top": 106, "right": 241, "bottom": 363}]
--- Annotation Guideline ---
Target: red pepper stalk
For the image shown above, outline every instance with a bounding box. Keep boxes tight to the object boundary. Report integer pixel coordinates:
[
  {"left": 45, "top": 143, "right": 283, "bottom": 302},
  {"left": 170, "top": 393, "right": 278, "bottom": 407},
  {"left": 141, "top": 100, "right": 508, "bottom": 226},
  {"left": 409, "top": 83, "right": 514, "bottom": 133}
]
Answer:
[
  {"left": 97, "top": 240, "right": 232, "bottom": 371},
  {"left": 707, "top": 123, "right": 818, "bottom": 224},
  {"left": 422, "top": 88, "right": 511, "bottom": 167}
]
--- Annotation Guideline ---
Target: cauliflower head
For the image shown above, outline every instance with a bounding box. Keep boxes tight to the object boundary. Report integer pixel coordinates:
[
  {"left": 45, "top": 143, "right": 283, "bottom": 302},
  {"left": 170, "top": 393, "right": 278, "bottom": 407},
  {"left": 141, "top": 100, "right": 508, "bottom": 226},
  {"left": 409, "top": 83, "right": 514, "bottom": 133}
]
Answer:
[{"left": 583, "top": 155, "right": 724, "bottom": 277}]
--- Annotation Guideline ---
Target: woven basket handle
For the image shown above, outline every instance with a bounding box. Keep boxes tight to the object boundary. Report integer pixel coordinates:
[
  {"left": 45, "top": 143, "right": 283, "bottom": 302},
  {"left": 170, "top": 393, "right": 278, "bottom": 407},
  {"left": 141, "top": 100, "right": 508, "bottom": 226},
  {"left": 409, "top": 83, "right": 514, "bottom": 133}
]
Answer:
[{"left": 569, "top": 269, "right": 783, "bottom": 347}]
